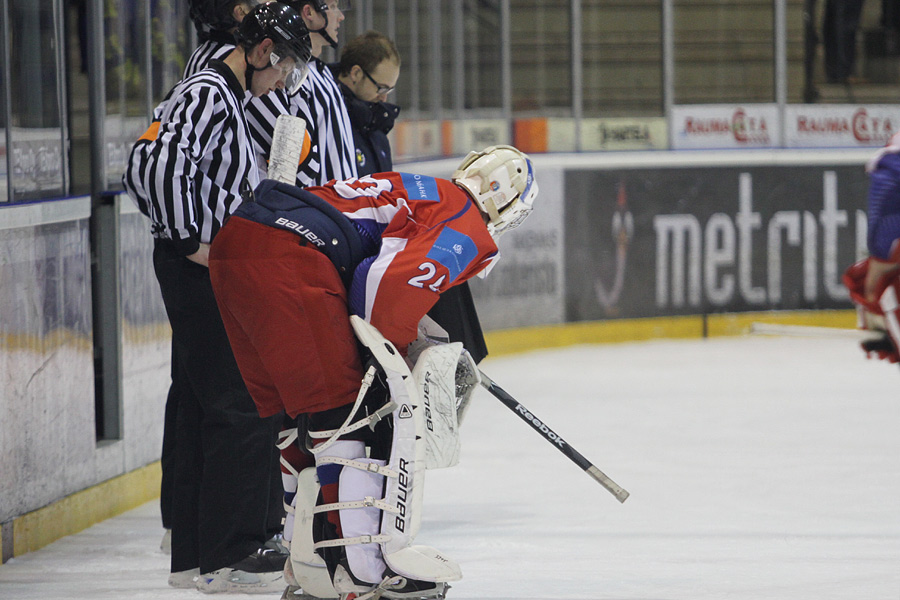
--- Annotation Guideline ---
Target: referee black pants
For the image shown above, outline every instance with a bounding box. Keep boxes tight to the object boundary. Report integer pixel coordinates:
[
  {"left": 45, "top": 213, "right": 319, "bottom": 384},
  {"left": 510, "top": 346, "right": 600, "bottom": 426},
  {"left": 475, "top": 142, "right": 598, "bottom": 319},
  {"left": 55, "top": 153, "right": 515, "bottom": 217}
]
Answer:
[{"left": 153, "top": 239, "right": 281, "bottom": 574}]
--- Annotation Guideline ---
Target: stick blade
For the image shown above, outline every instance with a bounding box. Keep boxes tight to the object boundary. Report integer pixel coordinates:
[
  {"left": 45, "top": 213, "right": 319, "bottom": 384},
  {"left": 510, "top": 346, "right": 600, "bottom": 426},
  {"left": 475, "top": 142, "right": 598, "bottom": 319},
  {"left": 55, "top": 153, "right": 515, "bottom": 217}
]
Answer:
[{"left": 269, "top": 115, "right": 307, "bottom": 184}]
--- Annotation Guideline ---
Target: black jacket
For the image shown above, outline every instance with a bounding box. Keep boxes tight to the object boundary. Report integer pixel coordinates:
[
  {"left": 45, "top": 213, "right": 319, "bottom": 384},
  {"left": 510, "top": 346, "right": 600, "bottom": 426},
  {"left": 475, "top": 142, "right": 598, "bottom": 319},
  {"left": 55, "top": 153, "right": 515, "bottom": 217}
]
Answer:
[{"left": 335, "top": 78, "right": 400, "bottom": 176}]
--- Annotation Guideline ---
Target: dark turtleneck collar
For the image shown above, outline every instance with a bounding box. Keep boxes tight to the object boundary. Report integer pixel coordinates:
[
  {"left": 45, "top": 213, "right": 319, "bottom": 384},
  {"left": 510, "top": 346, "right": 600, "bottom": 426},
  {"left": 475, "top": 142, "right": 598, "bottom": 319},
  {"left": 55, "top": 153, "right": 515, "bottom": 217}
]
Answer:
[{"left": 335, "top": 79, "right": 400, "bottom": 134}]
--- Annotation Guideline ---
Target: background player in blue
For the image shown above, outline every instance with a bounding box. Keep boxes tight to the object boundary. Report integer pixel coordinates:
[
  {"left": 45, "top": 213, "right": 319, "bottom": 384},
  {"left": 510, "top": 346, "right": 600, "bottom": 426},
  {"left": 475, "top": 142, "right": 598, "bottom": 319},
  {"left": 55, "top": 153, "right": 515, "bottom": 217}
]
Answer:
[{"left": 845, "top": 132, "right": 900, "bottom": 364}]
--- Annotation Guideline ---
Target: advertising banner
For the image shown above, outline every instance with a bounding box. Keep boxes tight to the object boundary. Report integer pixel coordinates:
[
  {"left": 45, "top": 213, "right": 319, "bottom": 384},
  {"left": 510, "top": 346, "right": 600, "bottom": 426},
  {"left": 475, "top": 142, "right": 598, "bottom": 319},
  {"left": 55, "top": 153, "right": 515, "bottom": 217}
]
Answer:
[
  {"left": 106, "top": 116, "right": 149, "bottom": 188},
  {"left": 580, "top": 118, "right": 668, "bottom": 152},
  {"left": 785, "top": 105, "right": 900, "bottom": 148},
  {"left": 9, "top": 127, "right": 65, "bottom": 198},
  {"left": 671, "top": 104, "right": 779, "bottom": 149},
  {"left": 444, "top": 119, "right": 510, "bottom": 156},
  {"left": 564, "top": 165, "right": 868, "bottom": 321},
  {"left": 392, "top": 120, "right": 443, "bottom": 162}
]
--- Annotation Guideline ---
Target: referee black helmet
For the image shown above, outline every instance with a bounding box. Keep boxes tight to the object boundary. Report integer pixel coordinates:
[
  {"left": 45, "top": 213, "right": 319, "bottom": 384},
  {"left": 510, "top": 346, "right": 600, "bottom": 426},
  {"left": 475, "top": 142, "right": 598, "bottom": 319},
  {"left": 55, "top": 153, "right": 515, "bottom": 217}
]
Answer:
[{"left": 237, "top": 1, "right": 312, "bottom": 95}]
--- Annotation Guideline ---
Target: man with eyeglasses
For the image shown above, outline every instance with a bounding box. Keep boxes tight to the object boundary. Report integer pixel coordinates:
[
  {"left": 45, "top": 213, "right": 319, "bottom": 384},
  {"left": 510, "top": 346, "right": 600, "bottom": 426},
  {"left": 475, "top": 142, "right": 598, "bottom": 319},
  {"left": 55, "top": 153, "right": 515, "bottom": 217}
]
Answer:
[
  {"left": 245, "top": 0, "right": 357, "bottom": 187},
  {"left": 333, "top": 31, "right": 401, "bottom": 176}
]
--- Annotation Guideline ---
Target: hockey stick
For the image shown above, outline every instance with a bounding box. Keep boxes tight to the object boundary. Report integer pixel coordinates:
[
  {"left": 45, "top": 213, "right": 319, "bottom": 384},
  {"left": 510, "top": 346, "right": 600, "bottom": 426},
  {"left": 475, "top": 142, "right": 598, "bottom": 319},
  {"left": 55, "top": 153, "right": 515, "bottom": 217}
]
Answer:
[
  {"left": 478, "top": 371, "right": 630, "bottom": 503},
  {"left": 268, "top": 114, "right": 307, "bottom": 184}
]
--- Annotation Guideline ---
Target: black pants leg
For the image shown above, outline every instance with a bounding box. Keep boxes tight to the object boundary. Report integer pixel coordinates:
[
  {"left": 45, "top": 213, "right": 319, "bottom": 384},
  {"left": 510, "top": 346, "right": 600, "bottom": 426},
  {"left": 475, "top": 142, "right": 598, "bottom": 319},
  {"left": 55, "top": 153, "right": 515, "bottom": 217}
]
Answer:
[
  {"left": 159, "top": 344, "right": 181, "bottom": 531},
  {"left": 153, "top": 240, "right": 280, "bottom": 574},
  {"left": 266, "top": 411, "right": 286, "bottom": 539},
  {"left": 824, "top": 0, "right": 866, "bottom": 82}
]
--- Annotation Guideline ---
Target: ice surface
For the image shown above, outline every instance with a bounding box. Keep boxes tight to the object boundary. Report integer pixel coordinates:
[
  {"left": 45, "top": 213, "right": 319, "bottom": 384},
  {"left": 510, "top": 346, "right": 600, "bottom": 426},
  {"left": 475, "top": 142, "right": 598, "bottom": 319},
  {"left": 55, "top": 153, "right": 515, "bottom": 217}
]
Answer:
[{"left": 1, "top": 335, "right": 898, "bottom": 599}]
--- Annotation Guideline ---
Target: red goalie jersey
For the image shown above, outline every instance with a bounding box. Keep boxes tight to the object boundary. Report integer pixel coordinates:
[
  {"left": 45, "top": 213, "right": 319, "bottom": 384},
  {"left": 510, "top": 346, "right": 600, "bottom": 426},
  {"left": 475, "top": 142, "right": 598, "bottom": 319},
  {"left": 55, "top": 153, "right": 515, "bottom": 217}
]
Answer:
[{"left": 309, "top": 172, "right": 499, "bottom": 351}]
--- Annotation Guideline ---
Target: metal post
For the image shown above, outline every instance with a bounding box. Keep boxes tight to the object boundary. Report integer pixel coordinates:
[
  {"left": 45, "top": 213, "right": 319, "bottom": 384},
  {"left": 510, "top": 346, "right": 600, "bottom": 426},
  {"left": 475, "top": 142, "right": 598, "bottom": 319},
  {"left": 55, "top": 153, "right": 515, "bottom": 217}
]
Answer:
[
  {"left": 802, "top": 0, "right": 818, "bottom": 103},
  {"left": 571, "top": 0, "right": 583, "bottom": 152},
  {"left": 662, "top": 0, "right": 675, "bottom": 148},
  {"left": 143, "top": 1, "right": 153, "bottom": 118},
  {"left": 501, "top": 0, "right": 511, "bottom": 122},
  {"left": 1, "top": 0, "right": 11, "bottom": 202},
  {"left": 410, "top": 0, "right": 420, "bottom": 115},
  {"left": 430, "top": 0, "right": 442, "bottom": 123},
  {"left": 53, "top": 0, "right": 70, "bottom": 195},
  {"left": 452, "top": 0, "right": 464, "bottom": 118},
  {"left": 386, "top": 0, "right": 396, "bottom": 41},
  {"left": 774, "top": 0, "right": 787, "bottom": 146},
  {"left": 364, "top": 0, "right": 374, "bottom": 31},
  {"left": 87, "top": 0, "right": 123, "bottom": 441}
]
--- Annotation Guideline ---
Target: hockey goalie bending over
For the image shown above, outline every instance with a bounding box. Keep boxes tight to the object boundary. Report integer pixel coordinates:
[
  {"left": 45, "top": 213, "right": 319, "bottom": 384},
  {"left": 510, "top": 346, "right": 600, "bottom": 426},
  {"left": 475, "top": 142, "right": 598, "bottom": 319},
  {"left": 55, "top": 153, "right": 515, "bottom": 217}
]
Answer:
[
  {"left": 208, "top": 146, "right": 538, "bottom": 599},
  {"left": 845, "top": 131, "right": 900, "bottom": 364}
]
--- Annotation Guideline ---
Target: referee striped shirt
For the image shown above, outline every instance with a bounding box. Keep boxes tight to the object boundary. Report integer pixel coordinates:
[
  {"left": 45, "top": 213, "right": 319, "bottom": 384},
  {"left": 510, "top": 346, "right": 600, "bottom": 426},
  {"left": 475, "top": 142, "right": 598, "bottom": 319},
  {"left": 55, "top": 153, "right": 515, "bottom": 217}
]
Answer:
[
  {"left": 148, "top": 34, "right": 236, "bottom": 123},
  {"left": 123, "top": 60, "right": 257, "bottom": 257},
  {"left": 183, "top": 32, "right": 236, "bottom": 80},
  {"left": 245, "top": 57, "right": 357, "bottom": 187}
]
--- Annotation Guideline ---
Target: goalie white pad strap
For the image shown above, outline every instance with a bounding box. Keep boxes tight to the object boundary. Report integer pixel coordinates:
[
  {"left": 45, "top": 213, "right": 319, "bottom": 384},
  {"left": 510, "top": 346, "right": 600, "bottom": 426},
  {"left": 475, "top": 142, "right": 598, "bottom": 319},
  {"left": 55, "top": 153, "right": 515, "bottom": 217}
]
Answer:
[
  {"left": 308, "top": 399, "right": 395, "bottom": 444},
  {"left": 314, "top": 497, "right": 398, "bottom": 515},
  {"left": 316, "top": 455, "right": 398, "bottom": 479},
  {"left": 306, "top": 366, "right": 396, "bottom": 451},
  {"left": 314, "top": 534, "right": 392, "bottom": 548}
]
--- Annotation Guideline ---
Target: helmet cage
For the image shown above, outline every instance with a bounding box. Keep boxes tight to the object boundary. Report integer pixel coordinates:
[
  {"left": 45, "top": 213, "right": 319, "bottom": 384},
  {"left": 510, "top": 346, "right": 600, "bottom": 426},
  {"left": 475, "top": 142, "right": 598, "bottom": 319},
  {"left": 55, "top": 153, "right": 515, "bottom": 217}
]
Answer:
[{"left": 269, "top": 43, "right": 310, "bottom": 94}]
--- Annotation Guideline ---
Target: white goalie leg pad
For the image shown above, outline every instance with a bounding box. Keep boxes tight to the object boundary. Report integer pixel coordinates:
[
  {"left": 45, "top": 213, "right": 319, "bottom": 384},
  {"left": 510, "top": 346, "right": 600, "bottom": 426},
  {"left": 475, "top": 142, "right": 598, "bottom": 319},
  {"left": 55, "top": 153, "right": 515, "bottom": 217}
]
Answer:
[
  {"left": 880, "top": 282, "right": 900, "bottom": 341},
  {"left": 412, "top": 342, "right": 464, "bottom": 469},
  {"left": 290, "top": 467, "right": 339, "bottom": 598},
  {"left": 334, "top": 458, "right": 390, "bottom": 583},
  {"left": 277, "top": 428, "right": 300, "bottom": 546},
  {"left": 349, "top": 316, "right": 462, "bottom": 584}
]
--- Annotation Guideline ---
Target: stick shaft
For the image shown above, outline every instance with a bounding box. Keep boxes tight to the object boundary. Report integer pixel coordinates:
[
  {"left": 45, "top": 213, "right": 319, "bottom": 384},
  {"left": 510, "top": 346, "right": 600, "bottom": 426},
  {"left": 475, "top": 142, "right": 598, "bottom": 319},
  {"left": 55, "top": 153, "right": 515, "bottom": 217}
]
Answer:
[{"left": 479, "top": 372, "right": 629, "bottom": 503}]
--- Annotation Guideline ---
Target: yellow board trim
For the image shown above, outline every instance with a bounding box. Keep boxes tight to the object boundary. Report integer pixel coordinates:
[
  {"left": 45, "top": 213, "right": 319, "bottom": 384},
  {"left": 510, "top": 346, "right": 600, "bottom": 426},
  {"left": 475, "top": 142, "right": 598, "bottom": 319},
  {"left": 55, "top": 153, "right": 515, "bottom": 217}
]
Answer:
[
  {"left": 7, "top": 462, "right": 161, "bottom": 561},
  {"left": 482, "top": 310, "right": 857, "bottom": 357}
]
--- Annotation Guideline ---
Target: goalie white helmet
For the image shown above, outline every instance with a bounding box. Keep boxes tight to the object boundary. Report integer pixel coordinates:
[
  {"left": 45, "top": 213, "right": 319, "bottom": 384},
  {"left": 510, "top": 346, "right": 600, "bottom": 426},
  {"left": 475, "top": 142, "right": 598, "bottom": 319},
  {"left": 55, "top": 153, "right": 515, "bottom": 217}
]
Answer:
[{"left": 451, "top": 145, "right": 538, "bottom": 240}]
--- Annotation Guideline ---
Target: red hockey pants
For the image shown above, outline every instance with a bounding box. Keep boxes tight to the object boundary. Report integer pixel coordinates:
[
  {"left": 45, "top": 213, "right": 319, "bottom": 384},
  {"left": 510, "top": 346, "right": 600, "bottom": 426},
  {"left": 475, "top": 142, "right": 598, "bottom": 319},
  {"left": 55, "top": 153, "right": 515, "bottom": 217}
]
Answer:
[{"left": 209, "top": 217, "right": 364, "bottom": 418}]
